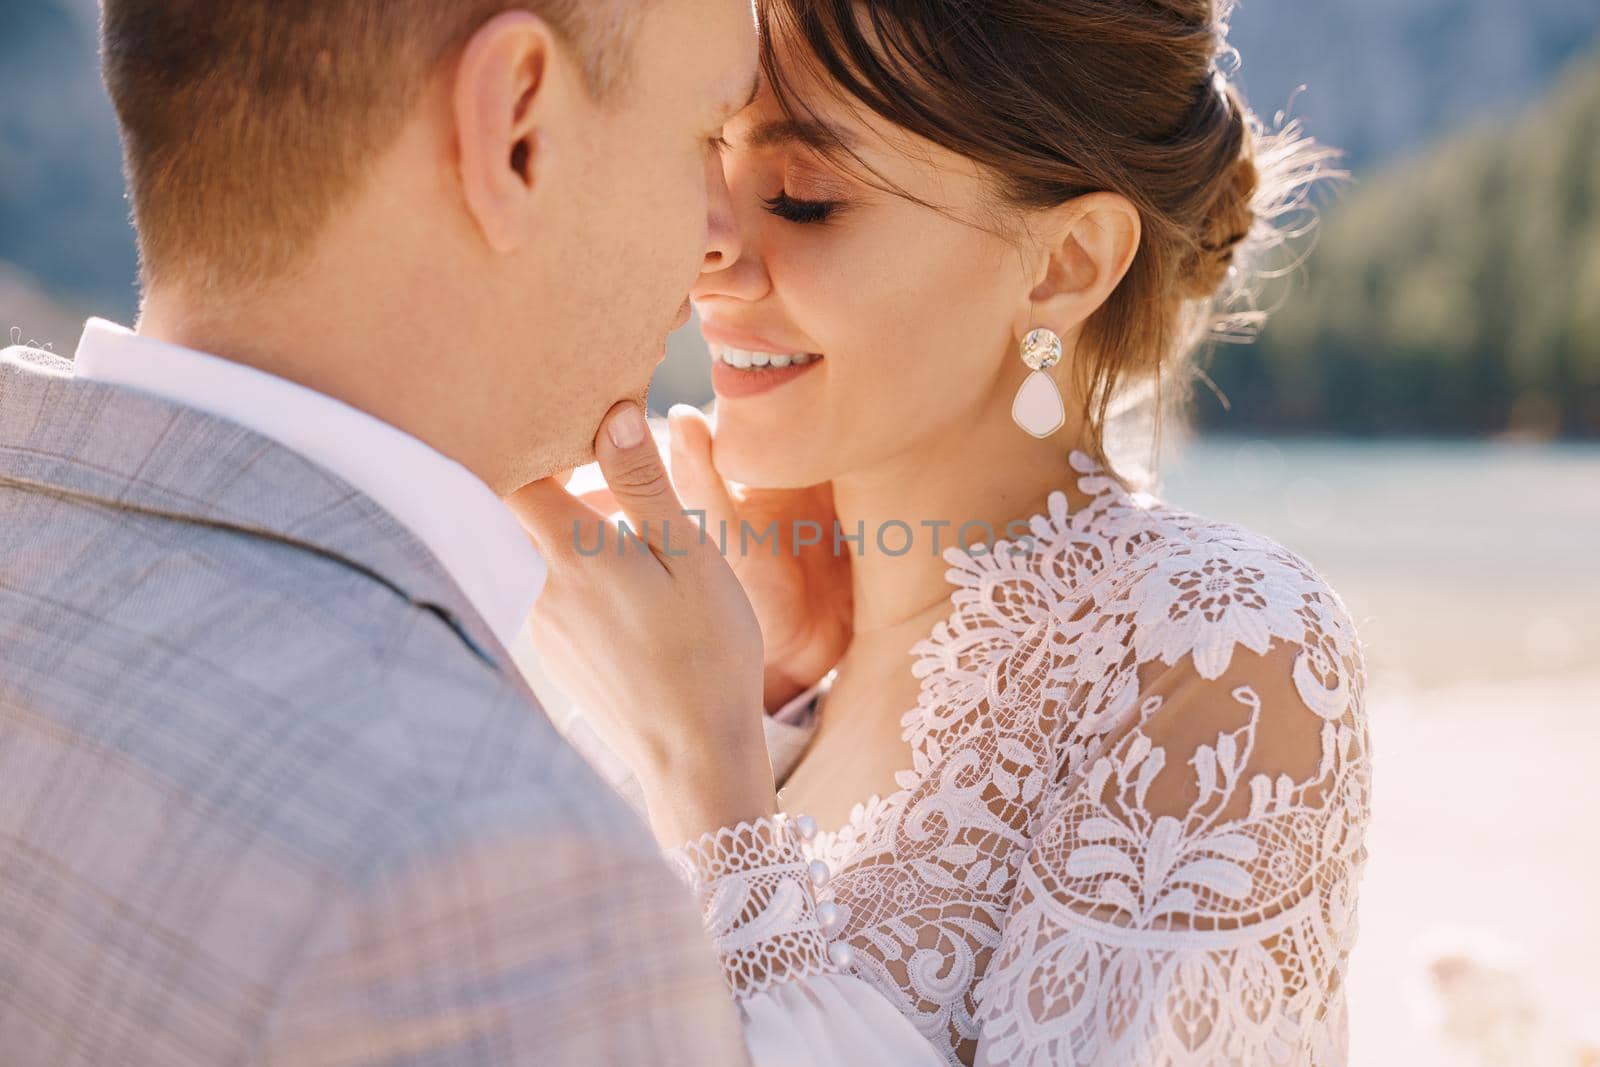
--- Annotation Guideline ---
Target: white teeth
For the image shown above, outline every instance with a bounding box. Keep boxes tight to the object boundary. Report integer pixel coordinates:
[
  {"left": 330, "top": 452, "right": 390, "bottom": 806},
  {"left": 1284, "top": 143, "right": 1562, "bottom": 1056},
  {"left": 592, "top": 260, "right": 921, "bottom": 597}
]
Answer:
[{"left": 713, "top": 345, "right": 819, "bottom": 369}]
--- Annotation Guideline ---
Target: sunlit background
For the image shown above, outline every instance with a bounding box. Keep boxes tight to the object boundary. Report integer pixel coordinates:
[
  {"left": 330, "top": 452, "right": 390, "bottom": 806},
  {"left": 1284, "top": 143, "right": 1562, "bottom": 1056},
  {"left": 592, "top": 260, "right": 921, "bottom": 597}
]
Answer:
[{"left": 4, "top": 0, "right": 1598, "bottom": 1061}]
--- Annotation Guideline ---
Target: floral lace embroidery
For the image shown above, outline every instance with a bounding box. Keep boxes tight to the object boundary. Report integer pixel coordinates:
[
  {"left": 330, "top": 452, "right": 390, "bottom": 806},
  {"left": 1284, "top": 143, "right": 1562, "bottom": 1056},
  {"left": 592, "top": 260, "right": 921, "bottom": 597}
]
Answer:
[
  {"left": 664, "top": 813, "right": 846, "bottom": 998},
  {"left": 687, "top": 451, "right": 1370, "bottom": 1065}
]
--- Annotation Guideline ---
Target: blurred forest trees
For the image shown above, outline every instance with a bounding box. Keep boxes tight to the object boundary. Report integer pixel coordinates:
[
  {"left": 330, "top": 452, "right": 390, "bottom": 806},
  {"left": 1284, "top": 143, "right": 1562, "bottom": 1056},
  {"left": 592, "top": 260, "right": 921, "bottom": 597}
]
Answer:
[{"left": 1197, "top": 47, "right": 1600, "bottom": 438}]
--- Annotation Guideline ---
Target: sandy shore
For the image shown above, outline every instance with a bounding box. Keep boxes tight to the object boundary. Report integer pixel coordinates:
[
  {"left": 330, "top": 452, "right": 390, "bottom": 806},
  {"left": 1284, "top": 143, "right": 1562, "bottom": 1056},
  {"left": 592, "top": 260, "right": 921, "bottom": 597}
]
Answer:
[{"left": 1348, "top": 671, "right": 1600, "bottom": 1065}]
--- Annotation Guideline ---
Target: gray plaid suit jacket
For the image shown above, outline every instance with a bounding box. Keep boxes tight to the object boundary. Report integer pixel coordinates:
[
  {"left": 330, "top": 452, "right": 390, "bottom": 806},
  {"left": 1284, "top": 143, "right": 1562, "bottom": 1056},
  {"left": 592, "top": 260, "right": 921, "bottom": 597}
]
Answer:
[{"left": 0, "top": 343, "right": 749, "bottom": 1066}]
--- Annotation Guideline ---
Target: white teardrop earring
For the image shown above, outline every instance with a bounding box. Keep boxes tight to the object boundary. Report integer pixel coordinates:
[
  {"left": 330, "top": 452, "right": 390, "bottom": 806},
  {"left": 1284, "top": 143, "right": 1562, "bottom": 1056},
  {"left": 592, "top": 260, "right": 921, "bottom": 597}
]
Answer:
[{"left": 1011, "top": 327, "right": 1066, "bottom": 438}]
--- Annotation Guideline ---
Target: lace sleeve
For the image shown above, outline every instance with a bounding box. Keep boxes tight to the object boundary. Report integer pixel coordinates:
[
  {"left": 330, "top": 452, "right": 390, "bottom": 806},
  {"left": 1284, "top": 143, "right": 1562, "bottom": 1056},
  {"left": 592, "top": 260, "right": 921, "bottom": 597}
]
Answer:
[
  {"left": 663, "top": 812, "right": 848, "bottom": 998},
  {"left": 973, "top": 618, "right": 1373, "bottom": 1065},
  {"left": 663, "top": 814, "right": 949, "bottom": 1066}
]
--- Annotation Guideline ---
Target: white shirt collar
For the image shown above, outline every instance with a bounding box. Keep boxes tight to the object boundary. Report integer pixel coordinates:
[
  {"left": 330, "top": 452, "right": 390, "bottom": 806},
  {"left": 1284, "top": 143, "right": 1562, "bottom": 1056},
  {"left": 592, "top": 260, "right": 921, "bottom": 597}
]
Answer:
[{"left": 71, "top": 317, "right": 545, "bottom": 649}]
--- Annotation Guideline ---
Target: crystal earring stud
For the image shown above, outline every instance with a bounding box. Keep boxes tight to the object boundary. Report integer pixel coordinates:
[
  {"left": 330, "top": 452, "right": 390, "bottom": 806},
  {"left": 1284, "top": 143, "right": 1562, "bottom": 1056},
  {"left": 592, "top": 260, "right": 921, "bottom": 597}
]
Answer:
[{"left": 1011, "top": 327, "right": 1066, "bottom": 438}]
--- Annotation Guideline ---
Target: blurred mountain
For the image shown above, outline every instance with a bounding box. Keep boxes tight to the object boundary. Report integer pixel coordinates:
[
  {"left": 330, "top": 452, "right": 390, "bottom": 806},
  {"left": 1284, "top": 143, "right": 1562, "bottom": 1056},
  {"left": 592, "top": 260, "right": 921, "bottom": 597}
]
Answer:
[
  {"left": 2, "top": 0, "right": 1598, "bottom": 423},
  {"left": 1224, "top": 0, "right": 1600, "bottom": 174},
  {"left": 0, "top": 0, "right": 137, "bottom": 321},
  {"left": 1197, "top": 46, "right": 1600, "bottom": 438}
]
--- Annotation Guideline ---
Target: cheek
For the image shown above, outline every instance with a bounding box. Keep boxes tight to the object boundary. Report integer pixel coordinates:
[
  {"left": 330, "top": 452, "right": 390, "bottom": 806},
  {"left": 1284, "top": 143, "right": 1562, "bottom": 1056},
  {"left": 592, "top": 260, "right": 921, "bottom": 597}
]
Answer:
[
  {"left": 771, "top": 213, "right": 1018, "bottom": 403},
  {"left": 636, "top": 152, "right": 701, "bottom": 244},
  {"left": 599, "top": 151, "right": 709, "bottom": 326}
]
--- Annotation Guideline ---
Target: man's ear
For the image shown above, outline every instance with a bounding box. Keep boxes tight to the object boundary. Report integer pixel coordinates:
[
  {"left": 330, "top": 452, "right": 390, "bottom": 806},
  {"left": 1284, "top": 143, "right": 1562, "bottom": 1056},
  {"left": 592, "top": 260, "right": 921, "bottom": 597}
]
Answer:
[
  {"left": 1017, "top": 192, "right": 1142, "bottom": 337},
  {"left": 453, "top": 10, "right": 564, "bottom": 254}
]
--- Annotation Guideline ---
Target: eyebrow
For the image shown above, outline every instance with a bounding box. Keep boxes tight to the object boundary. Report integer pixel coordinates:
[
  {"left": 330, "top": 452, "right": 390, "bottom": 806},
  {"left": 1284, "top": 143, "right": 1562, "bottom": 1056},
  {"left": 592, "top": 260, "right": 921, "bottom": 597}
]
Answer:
[
  {"left": 721, "top": 71, "right": 760, "bottom": 120},
  {"left": 743, "top": 117, "right": 859, "bottom": 151}
]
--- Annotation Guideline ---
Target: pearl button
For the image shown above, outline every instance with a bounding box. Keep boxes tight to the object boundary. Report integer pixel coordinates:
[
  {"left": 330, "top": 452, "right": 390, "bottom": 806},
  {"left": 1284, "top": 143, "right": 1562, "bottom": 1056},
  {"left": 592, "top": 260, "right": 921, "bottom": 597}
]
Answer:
[
  {"left": 795, "top": 814, "right": 818, "bottom": 841},
  {"left": 816, "top": 901, "right": 839, "bottom": 929},
  {"left": 828, "top": 941, "right": 854, "bottom": 968},
  {"left": 808, "top": 860, "right": 831, "bottom": 888}
]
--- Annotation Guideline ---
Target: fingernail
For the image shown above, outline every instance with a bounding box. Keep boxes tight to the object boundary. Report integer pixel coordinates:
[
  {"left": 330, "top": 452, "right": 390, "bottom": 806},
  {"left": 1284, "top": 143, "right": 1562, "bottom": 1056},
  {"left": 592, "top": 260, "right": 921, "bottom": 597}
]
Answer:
[{"left": 608, "top": 405, "right": 646, "bottom": 449}]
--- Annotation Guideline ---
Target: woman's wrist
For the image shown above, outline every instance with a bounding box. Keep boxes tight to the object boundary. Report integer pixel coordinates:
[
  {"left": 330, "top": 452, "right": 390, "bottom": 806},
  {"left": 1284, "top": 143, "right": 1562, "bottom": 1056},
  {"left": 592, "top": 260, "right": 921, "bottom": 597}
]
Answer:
[
  {"left": 636, "top": 733, "right": 778, "bottom": 849},
  {"left": 644, "top": 779, "right": 778, "bottom": 850}
]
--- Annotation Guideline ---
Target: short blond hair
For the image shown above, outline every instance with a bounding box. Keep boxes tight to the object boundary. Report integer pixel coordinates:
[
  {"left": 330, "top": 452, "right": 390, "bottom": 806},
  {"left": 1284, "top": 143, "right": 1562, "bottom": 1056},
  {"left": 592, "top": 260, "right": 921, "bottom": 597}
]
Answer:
[{"left": 102, "top": 1, "right": 637, "bottom": 296}]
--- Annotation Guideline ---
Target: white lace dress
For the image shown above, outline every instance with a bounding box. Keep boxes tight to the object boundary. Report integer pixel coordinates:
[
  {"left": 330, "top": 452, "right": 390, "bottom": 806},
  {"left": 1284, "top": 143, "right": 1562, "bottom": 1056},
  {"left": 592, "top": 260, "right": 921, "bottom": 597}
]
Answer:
[{"left": 590, "top": 451, "right": 1373, "bottom": 1066}]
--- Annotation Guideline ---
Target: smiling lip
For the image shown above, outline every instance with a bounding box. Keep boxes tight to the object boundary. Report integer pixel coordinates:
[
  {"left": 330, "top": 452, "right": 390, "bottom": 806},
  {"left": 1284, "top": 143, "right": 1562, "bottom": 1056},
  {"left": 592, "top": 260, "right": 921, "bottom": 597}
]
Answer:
[
  {"left": 710, "top": 355, "right": 822, "bottom": 399},
  {"left": 698, "top": 320, "right": 814, "bottom": 356},
  {"left": 698, "top": 318, "right": 824, "bottom": 399}
]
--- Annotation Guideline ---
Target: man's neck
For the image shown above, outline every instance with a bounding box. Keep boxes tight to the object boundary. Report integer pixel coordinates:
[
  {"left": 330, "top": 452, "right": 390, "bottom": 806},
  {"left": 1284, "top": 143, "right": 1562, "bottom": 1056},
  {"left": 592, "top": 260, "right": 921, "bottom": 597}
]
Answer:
[{"left": 136, "top": 287, "right": 502, "bottom": 492}]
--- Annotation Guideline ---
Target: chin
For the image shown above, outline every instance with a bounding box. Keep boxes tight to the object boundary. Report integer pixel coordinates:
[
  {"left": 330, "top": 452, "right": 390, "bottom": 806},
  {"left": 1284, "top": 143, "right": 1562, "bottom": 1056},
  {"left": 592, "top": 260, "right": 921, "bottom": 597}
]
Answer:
[
  {"left": 711, "top": 418, "right": 824, "bottom": 490},
  {"left": 510, "top": 439, "right": 586, "bottom": 492}
]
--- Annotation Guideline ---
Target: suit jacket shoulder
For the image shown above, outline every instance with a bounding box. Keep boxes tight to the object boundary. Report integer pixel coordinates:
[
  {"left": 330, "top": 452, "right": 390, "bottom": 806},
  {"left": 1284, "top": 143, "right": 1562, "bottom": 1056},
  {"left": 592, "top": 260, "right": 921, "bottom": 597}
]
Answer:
[{"left": 0, "top": 343, "right": 746, "bottom": 1065}]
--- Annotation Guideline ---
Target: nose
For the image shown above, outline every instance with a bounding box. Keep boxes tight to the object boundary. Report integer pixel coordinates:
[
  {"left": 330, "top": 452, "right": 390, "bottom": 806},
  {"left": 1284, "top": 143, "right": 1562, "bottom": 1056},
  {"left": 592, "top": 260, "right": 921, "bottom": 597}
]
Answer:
[
  {"left": 702, "top": 150, "right": 741, "bottom": 272},
  {"left": 694, "top": 154, "right": 770, "bottom": 304}
]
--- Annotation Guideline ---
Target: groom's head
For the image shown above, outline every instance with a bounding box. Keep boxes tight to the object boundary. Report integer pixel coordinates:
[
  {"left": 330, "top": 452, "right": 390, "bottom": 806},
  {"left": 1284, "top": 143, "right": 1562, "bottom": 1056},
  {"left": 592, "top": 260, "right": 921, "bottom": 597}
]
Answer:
[{"left": 99, "top": 0, "right": 757, "bottom": 489}]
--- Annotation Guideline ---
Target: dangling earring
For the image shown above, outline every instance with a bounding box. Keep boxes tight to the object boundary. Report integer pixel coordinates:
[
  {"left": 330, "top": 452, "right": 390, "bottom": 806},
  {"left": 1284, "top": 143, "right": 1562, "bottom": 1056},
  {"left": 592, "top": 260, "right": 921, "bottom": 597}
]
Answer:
[{"left": 1011, "top": 327, "right": 1066, "bottom": 438}]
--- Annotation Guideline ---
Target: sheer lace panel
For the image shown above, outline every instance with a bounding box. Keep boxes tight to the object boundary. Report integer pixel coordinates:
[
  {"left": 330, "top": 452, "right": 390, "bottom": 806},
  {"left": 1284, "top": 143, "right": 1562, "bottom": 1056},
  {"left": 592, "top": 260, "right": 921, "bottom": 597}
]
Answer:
[
  {"left": 670, "top": 452, "right": 1371, "bottom": 1066},
  {"left": 973, "top": 639, "right": 1370, "bottom": 1065}
]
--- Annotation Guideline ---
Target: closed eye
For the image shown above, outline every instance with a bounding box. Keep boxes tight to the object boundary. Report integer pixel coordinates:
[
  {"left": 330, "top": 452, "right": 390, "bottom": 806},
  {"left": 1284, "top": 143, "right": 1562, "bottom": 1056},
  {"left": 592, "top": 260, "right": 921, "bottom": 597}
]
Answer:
[{"left": 762, "top": 192, "right": 840, "bottom": 225}]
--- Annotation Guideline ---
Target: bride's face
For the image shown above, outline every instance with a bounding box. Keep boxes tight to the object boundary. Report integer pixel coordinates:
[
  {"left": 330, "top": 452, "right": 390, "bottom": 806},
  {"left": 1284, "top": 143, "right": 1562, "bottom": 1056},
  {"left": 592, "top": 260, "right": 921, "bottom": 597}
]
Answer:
[{"left": 690, "top": 39, "right": 1038, "bottom": 490}]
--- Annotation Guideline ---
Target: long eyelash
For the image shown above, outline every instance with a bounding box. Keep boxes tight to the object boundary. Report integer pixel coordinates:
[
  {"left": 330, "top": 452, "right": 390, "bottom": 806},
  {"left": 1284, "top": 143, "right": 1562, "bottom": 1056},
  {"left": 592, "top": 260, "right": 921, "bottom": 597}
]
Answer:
[
  {"left": 709, "top": 134, "right": 733, "bottom": 153},
  {"left": 762, "top": 192, "right": 840, "bottom": 225}
]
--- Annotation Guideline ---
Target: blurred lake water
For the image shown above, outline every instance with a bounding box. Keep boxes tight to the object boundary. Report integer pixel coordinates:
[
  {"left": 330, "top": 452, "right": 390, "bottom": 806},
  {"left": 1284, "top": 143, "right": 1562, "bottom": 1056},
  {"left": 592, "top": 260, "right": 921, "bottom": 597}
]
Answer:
[
  {"left": 1146, "top": 437, "right": 1600, "bottom": 1064},
  {"left": 1151, "top": 436, "right": 1600, "bottom": 688}
]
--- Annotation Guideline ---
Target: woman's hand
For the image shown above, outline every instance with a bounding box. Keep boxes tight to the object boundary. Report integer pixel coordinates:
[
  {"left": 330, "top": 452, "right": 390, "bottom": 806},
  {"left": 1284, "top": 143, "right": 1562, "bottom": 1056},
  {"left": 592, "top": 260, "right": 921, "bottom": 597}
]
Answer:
[
  {"left": 507, "top": 401, "right": 776, "bottom": 848},
  {"left": 665, "top": 404, "right": 853, "bottom": 714}
]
